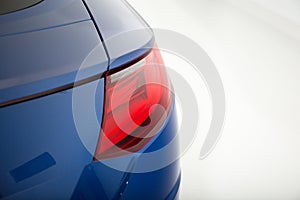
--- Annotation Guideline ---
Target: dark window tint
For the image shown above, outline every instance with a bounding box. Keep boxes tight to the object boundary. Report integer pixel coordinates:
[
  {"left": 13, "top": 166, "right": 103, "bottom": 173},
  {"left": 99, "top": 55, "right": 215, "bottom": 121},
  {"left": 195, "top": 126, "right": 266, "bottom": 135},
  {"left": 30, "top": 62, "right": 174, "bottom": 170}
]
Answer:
[{"left": 0, "top": 0, "right": 44, "bottom": 15}]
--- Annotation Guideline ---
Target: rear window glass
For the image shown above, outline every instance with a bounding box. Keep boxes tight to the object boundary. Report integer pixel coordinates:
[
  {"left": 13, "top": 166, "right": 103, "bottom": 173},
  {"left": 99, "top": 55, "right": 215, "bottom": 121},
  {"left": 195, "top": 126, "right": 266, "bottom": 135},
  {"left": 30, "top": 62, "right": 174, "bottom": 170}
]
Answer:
[{"left": 0, "top": 0, "right": 44, "bottom": 15}]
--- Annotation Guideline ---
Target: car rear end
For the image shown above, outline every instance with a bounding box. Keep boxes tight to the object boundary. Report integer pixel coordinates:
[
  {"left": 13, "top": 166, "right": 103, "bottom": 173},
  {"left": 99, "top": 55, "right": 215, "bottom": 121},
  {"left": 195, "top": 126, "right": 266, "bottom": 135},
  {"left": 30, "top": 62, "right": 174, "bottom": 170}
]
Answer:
[{"left": 0, "top": 0, "right": 180, "bottom": 199}]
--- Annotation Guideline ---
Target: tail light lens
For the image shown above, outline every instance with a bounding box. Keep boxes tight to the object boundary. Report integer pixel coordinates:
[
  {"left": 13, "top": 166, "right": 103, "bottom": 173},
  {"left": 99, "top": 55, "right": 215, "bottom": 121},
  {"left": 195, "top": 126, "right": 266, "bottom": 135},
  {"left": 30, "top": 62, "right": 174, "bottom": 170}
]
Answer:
[{"left": 94, "top": 48, "right": 172, "bottom": 160}]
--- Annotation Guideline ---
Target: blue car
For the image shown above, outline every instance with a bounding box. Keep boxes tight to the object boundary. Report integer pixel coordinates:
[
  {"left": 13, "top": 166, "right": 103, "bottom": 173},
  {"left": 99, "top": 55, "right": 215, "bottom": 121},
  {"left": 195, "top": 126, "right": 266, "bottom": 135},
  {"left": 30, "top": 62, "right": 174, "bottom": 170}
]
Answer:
[{"left": 0, "top": 0, "right": 180, "bottom": 199}]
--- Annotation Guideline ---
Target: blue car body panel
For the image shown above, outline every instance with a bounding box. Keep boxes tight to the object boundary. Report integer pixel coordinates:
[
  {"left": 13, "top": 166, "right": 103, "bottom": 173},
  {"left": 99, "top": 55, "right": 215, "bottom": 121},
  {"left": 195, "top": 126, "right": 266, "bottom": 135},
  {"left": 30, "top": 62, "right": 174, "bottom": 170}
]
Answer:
[
  {"left": 0, "top": 20, "right": 108, "bottom": 106},
  {"left": 0, "top": 0, "right": 180, "bottom": 199},
  {"left": 0, "top": 0, "right": 90, "bottom": 37},
  {"left": 0, "top": 80, "right": 104, "bottom": 199},
  {"left": 0, "top": 85, "right": 179, "bottom": 199},
  {"left": 83, "top": 0, "right": 154, "bottom": 70},
  {"left": 71, "top": 103, "right": 180, "bottom": 200}
]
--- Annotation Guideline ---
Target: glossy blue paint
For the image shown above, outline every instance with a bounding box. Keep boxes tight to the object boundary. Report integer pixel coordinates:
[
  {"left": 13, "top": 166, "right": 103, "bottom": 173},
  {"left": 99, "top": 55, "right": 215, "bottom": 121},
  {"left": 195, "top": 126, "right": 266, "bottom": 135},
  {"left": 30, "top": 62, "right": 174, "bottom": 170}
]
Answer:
[
  {"left": 71, "top": 102, "right": 180, "bottom": 200},
  {"left": 0, "top": 81, "right": 180, "bottom": 199},
  {"left": 83, "top": 0, "right": 154, "bottom": 70},
  {"left": 0, "top": 0, "right": 90, "bottom": 37},
  {"left": 0, "top": 0, "right": 180, "bottom": 199},
  {"left": 0, "top": 79, "right": 104, "bottom": 199},
  {"left": 0, "top": 20, "right": 108, "bottom": 105},
  {"left": 10, "top": 152, "right": 56, "bottom": 183}
]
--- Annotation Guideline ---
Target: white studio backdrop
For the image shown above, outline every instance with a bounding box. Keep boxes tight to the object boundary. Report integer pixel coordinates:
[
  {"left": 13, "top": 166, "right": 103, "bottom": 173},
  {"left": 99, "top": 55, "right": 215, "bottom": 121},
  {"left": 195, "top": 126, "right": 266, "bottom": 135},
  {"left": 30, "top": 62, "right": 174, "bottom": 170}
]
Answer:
[{"left": 127, "top": 0, "right": 300, "bottom": 199}]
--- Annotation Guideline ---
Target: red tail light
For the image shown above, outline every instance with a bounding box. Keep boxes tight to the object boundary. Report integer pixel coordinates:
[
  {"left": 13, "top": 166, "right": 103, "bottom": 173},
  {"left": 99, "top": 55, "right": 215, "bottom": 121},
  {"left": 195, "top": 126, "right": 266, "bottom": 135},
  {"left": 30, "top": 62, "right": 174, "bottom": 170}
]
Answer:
[{"left": 94, "top": 48, "right": 172, "bottom": 160}]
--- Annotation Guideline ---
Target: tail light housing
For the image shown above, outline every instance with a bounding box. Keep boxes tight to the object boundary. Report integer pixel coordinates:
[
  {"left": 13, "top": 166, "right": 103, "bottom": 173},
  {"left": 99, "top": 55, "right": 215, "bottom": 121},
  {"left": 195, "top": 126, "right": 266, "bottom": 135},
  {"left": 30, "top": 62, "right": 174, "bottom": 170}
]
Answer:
[{"left": 94, "top": 47, "right": 172, "bottom": 160}]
